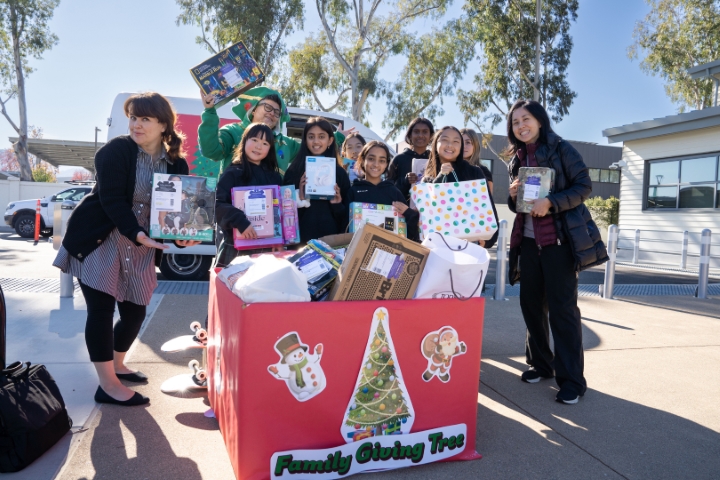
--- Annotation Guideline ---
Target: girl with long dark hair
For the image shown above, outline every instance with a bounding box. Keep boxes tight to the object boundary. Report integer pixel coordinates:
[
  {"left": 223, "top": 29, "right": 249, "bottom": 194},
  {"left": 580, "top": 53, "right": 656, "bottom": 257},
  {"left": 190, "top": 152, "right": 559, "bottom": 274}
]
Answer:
[{"left": 505, "top": 99, "right": 607, "bottom": 405}]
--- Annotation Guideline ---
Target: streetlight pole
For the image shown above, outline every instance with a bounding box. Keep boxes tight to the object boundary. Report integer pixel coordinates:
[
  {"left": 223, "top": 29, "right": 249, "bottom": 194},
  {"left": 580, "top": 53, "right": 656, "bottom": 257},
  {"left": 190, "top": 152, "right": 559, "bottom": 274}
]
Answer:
[{"left": 94, "top": 127, "right": 101, "bottom": 156}]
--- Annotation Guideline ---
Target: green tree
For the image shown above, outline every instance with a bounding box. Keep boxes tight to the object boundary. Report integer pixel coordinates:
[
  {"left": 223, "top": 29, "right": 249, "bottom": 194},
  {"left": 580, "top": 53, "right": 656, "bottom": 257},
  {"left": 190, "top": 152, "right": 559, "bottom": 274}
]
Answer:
[
  {"left": 0, "top": 0, "right": 59, "bottom": 182},
  {"left": 31, "top": 162, "right": 55, "bottom": 182},
  {"left": 628, "top": 0, "right": 720, "bottom": 112},
  {"left": 458, "top": 0, "right": 578, "bottom": 132},
  {"left": 585, "top": 196, "right": 619, "bottom": 229},
  {"left": 176, "top": 0, "right": 304, "bottom": 77}
]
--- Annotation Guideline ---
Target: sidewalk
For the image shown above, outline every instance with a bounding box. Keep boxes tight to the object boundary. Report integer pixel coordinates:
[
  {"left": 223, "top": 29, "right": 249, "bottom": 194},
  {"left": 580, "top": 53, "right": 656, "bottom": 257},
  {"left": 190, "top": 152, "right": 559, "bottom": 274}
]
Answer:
[{"left": 4, "top": 287, "right": 719, "bottom": 479}]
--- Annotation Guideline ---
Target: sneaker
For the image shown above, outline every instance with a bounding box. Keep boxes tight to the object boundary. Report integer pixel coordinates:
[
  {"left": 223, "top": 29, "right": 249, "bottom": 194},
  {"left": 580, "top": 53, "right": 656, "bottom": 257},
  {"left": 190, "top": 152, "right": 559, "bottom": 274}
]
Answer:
[
  {"left": 521, "top": 369, "right": 552, "bottom": 384},
  {"left": 556, "top": 388, "right": 582, "bottom": 405}
]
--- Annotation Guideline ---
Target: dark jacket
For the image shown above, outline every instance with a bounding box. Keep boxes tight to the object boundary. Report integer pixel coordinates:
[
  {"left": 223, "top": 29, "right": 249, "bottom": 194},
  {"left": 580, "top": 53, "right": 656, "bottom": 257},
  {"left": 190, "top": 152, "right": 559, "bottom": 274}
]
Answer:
[
  {"left": 346, "top": 179, "right": 420, "bottom": 241},
  {"left": 387, "top": 147, "right": 430, "bottom": 200},
  {"left": 283, "top": 159, "right": 351, "bottom": 242},
  {"left": 215, "top": 162, "right": 283, "bottom": 238},
  {"left": 428, "top": 158, "right": 499, "bottom": 249},
  {"left": 62, "top": 135, "right": 189, "bottom": 266},
  {"left": 507, "top": 132, "right": 608, "bottom": 285}
]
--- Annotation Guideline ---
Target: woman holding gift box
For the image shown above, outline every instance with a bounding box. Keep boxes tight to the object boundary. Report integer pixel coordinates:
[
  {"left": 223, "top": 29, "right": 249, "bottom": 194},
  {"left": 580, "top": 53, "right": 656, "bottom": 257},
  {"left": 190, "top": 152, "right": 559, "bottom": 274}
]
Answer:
[
  {"left": 53, "top": 92, "right": 201, "bottom": 406},
  {"left": 215, "top": 123, "right": 283, "bottom": 267},
  {"left": 423, "top": 126, "right": 499, "bottom": 249},
  {"left": 506, "top": 99, "right": 607, "bottom": 405},
  {"left": 346, "top": 140, "right": 420, "bottom": 241},
  {"left": 283, "top": 117, "right": 351, "bottom": 242}
]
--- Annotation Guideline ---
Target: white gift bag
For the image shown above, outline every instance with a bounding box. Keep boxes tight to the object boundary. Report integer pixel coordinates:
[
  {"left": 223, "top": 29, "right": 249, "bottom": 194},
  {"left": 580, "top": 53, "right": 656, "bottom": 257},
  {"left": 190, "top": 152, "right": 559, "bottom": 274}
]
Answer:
[
  {"left": 414, "top": 232, "right": 490, "bottom": 300},
  {"left": 233, "top": 255, "right": 311, "bottom": 303}
]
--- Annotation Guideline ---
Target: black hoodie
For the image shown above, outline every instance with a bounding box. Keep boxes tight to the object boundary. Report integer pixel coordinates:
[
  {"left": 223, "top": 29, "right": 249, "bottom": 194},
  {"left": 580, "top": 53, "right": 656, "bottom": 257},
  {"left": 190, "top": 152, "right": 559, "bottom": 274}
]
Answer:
[
  {"left": 387, "top": 147, "right": 431, "bottom": 201},
  {"left": 347, "top": 179, "right": 420, "bottom": 241}
]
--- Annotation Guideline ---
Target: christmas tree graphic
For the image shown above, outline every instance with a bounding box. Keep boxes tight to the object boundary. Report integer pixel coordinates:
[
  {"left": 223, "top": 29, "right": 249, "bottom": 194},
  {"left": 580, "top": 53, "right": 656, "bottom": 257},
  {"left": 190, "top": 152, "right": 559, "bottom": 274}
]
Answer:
[
  {"left": 189, "top": 144, "right": 221, "bottom": 178},
  {"left": 341, "top": 307, "right": 414, "bottom": 443}
]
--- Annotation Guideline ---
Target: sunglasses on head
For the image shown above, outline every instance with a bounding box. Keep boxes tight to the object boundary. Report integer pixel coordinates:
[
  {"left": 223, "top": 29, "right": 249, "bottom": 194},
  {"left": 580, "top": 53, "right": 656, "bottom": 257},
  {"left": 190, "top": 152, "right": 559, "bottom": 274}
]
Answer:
[{"left": 257, "top": 102, "right": 281, "bottom": 118}]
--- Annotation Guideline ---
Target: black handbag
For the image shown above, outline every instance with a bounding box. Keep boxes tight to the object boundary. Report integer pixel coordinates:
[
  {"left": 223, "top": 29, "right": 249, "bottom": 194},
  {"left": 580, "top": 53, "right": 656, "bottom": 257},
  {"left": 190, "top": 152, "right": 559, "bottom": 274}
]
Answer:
[{"left": 0, "top": 284, "right": 73, "bottom": 473}]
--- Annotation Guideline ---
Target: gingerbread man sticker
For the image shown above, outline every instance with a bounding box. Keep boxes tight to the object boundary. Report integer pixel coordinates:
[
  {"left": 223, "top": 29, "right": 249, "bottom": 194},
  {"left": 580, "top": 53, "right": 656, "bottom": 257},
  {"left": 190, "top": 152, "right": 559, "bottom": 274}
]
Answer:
[{"left": 421, "top": 326, "right": 467, "bottom": 383}]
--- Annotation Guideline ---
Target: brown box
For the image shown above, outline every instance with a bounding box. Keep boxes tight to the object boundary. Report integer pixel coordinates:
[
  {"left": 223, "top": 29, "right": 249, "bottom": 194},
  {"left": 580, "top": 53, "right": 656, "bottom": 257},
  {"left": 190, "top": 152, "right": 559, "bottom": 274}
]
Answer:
[{"left": 329, "top": 223, "right": 430, "bottom": 301}]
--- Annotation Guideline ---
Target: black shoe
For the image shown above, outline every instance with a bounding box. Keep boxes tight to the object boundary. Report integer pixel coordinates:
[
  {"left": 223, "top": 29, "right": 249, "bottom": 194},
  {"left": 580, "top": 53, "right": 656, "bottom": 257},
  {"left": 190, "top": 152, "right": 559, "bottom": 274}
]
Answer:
[
  {"left": 116, "top": 371, "right": 148, "bottom": 382},
  {"left": 521, "top": 369, "right": 553, "bottom": 384},
  {"left": 556, "top": 387, "right": 582, "bottom": 405},
  {"left": 94, "top": 386, "right": 150, "bottom": 406}
]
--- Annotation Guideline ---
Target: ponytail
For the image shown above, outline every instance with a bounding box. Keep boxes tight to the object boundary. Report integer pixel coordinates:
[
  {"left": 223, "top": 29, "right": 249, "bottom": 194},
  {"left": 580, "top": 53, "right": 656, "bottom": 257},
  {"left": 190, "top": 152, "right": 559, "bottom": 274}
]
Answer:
[{"left": 164, "top": 129, "right": 186, "bottom": 163}]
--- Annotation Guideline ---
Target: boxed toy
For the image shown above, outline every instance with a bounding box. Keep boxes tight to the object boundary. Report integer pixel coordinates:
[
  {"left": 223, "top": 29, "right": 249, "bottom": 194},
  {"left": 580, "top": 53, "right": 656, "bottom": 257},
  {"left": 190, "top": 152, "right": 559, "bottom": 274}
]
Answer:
[
  {"left": 349, "top": 202, "right": 407, "bottom": 237},
  {"left": 411, "top": 157, "right": 429, "bottom": 180},
  {"left": 329, "top": 223, "right": 430, "bottom": 301},
  {"left": 516, "top": 167, "right": 555, "bottom": 214},
  {"left": 305, "top": 156, "right": 337, "bottom": 200},
  {"left": 151, "top": 174, "right": 216, "bottom": 242},
  {"left": 279, "top": 186, "right": 301, "bottom": 244},
  {"left": 231, "top": 185, "right": 283, "bottom": 250}
]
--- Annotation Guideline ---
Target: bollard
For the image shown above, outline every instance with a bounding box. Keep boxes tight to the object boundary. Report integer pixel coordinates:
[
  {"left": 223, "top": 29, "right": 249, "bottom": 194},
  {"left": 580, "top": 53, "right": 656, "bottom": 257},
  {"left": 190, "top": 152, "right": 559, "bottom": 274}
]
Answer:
[
  {"left": 58, "top": 201, "right": 77, "bottom": 298},
  {"left": 59, "top": 272, "right": 74, "bottom": 298},
  {"left": 696, "top": 229, "right": 711, "bottom": 299},
  {"left": 602, "top": 225, "right": 618, "bottom": 299},
  {"left": 493, "top": 220, "right": 509, "bottom": 301},
  {"left": 632, "top": 229, "right": 640, "bottom": 264},
  {"left": 680, "top": 230, "right": 689, "bottom": 269},
  {"left": 33, "top": 199, "right": 41, "bottom": 245}
]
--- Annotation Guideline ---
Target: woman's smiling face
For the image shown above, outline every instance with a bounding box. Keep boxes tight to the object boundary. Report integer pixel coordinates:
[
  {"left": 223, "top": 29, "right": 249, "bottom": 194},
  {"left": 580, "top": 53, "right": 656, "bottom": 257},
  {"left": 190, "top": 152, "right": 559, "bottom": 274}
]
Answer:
[
  {"left": 512, "top": 107, "right": 541, "bottom": 145},
  {"left": 307, "top": 126, "right": 332, "bottom": 155},
  {"left": 436, "top": 129, "right": 462, "bottom": 163}
]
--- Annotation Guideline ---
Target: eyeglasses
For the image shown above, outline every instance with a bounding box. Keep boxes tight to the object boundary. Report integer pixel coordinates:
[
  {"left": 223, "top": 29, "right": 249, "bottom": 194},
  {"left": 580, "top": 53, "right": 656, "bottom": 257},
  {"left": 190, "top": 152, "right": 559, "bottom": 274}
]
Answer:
[{"left": 258, "top": 103, "right": 281, "bottom": 118}]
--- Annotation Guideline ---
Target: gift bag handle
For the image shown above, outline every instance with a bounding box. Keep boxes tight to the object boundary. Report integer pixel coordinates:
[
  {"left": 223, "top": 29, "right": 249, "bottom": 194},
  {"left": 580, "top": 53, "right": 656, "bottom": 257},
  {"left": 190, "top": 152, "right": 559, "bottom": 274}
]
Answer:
[
  {"left": 429, "top": 231, "right": 469, "bottom": 251},
  {"left": 441, "top": 170, "right": 460, "bottom": 184},
  {"left": 449, "top": 269, "right": 485, "bottom": 301}
]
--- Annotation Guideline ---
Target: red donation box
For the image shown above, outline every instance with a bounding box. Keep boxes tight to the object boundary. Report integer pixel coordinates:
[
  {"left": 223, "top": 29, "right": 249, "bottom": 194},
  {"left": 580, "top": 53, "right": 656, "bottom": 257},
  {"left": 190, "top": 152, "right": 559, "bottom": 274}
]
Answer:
[{"left": 207, "top": 270, "right": 484, "bottom": 480}]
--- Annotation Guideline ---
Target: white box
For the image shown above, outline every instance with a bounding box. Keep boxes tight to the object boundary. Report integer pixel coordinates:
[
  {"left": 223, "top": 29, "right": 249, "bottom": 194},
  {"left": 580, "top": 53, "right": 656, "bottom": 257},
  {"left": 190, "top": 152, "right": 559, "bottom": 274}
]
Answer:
[{"left": 305, "top": 156, "right": 337, "bottom": 200}]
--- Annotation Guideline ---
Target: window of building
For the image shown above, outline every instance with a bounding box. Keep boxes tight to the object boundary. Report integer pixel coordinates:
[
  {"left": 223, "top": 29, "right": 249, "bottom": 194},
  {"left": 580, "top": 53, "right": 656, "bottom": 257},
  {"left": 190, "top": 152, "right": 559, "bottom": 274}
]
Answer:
[
  {"left": 645, "top": 155, "right": 720, "bottom": 209},
  {"left": 480, "top": 159, "right": 492, "bottom": 172},
  {"left": 588, "top": 168, "right": 620, "bottom": 184}
]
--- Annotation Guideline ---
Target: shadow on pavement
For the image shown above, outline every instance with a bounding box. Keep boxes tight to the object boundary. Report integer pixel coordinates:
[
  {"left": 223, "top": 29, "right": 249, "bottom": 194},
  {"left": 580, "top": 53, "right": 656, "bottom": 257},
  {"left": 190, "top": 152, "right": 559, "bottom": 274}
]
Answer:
[{"left": 615, "top": 296, "right": 720, "bottom": 320}]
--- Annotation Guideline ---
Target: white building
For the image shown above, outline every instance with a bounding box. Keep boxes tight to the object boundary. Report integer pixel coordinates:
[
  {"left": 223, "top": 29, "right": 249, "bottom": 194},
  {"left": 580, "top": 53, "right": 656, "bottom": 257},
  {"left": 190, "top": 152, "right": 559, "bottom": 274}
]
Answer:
[{"left": 602, "top": 60, "right": 720, "bottom": 269}]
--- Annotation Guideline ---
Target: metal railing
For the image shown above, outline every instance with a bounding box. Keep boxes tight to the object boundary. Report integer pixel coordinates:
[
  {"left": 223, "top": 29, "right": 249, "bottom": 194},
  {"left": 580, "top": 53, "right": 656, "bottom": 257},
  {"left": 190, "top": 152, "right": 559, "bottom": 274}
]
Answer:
[{"left": 617, "top": 228, "right": 720, "bottom": 269}]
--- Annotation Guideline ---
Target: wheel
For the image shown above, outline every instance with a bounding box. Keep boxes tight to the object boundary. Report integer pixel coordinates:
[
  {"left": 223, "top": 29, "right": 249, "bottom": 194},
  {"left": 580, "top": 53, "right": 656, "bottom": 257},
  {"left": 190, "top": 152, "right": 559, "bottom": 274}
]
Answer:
[
  {"left": 188, "top": 359, "right": 200, "bottom": 370},
  {"left": 14, "top": 213, "right": 36, "bottom": 238},
  {"left": 190, "top": 321, "right": 202, "bottom": 331},
  {"left": 195, "top": 369, "right": 207, "bottom": 382},
  {"left": 159, "top": 254, "right": 213, "bottom": 281}
]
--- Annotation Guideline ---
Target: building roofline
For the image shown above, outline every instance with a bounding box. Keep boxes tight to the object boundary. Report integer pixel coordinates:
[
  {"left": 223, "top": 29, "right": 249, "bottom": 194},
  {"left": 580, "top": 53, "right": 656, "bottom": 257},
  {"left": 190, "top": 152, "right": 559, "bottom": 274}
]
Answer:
[
  {"left": 601, "top": 106, "right": 720, "bottom": 144},
  {"left": 687, "top": 59, "right": 720, "bottom": 80}
]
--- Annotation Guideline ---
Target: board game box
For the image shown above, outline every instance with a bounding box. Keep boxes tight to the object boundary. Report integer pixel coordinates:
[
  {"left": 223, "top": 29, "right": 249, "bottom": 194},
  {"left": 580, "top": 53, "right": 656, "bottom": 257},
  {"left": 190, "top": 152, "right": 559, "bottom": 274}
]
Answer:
[{"left": 150, "top": 174, "right": 216, "bottom": 242}]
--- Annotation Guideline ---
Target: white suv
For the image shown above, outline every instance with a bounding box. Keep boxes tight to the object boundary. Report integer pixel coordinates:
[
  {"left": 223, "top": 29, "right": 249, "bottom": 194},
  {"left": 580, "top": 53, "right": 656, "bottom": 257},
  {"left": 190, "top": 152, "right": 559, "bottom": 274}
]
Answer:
[{"left": 4, "top": 183, "right": 93, "bottom": 238}]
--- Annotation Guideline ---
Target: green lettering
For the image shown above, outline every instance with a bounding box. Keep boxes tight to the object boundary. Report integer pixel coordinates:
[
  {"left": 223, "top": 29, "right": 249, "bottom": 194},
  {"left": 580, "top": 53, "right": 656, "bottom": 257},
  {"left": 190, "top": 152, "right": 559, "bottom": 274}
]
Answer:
[
  {"left": 428, "top": 432, "right": 443, "bottom": 454},
  {"left": 372, "top": 442, "right": 381, "bottom": 460},
  {"left": 411, "top": 443, "right": 425, "bottom": 463},
  {"left": 274, "top": 454, "right": 293, "bottom": 476},
  {"left": 338, "top": 455, "right": 353, "bottom": 475},
  {"left": 356, "top": 442, "right": 373, "bottom": 464},
  {"left": 378, "top": 447, "right": 393, "bottom": 460},
  {"left": 288, "top": 460, "right": 302, "bottom": 473},
  {"left": 399, "top": 445, "right": 413, "bottom": 459},
  {"left": 392, "top": 441, "right": 401, "bottom": 459},
  {"left": 302, "top": 460, "right": 324, "bottom": 472},
  {"left": 456, "top": 434, "right": 465, "bottom": 449},
  {"left": 324, "top": 453, "right": 333, "bottom": 471},
  {"left": 448, "top": 436, "right": 456, "bottom": 449}
]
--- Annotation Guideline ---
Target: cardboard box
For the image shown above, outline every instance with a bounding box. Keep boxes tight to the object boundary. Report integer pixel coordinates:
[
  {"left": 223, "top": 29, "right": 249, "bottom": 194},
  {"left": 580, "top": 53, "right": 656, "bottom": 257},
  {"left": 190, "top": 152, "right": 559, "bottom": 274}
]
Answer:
[
  {"left": 349, "top": 202, "right": 407, "bottom": 237},
  {"left": 305, "top": 156, "right": 337, "bottom": 200},
  {"left": 150, "top": 174, "right": 216, "bottom": 242},
  {"left": 329, "top": 223, "right": 429, "bottom": 301},
  {"left": 516, "top": 167, "right": 555, "bottom": 214}
]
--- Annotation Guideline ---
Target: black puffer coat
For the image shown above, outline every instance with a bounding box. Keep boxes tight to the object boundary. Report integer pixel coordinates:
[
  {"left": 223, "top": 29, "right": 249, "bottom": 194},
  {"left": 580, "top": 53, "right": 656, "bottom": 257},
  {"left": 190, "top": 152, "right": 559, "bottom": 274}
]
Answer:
[{"left": 507, "top": 132, "right": 608, "bottom": 285}]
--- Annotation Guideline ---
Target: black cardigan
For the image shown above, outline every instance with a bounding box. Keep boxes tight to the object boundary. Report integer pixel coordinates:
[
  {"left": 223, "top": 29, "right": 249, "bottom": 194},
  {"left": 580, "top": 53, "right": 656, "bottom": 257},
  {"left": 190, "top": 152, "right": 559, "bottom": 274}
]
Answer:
[{"left": 62, "top": 135, "right": 188, "bottom": 264}]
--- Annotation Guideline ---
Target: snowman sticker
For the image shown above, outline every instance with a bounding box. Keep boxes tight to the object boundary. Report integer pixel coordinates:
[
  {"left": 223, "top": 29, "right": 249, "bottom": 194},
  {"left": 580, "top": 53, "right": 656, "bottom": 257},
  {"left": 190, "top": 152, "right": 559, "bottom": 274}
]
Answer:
[{"left": 268, "top": 332, "right": 326, "bottom": 402}]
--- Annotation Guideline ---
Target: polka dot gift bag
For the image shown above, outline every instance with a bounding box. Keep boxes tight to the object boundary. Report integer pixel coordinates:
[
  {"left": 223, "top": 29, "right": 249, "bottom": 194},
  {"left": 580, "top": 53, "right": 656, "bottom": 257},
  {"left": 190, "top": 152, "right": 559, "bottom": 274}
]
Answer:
[{"left": 411, "top": 179, "right": 498, "bottom": 242}]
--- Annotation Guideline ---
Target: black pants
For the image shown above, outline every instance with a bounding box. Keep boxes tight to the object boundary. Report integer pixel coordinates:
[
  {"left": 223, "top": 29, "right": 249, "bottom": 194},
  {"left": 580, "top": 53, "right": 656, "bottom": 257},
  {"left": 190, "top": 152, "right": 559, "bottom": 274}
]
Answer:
[
  {"left": 79, "top": 282, "right": 146, "bottom": 363},
  {"left": 519, "top": 236, "right": 586, "bottom": 395}
]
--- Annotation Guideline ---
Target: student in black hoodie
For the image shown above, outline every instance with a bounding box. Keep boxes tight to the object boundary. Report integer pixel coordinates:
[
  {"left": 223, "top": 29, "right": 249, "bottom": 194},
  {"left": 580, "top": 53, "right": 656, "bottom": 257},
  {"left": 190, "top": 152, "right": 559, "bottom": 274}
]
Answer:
[
  {"left": 283, "top": 117, "right": 351, "bottom": 242},
  {"left": 215, "top": 123, "right": 283, "bottom": 267},
  {"left": 423, "top": 126, "right": 499, "bottom": 248},
  {"left": 347, "top": 140, "right": 420, "bottom": 241},
  {"left": 387, "top": 117, "right": 434, "bottom": 200}
]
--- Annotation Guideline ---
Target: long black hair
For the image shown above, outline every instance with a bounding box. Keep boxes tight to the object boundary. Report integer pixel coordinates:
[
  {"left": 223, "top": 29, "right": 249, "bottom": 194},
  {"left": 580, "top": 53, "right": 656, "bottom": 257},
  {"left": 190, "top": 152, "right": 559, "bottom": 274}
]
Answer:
[
  {"left": 285, "top": 116, "right": 341, "bottom": 178},
  {"left": 404, "top": 117, "right": 435, "bottom": 146},
  {"left": 505, "top": 99, "right": 555, "bottom": 157},
  {"left": 424, "top": 126, "right": 464, "bottom": 180},
  {"left": 231, "top": 123, "right": 279, "bottom": 183}
]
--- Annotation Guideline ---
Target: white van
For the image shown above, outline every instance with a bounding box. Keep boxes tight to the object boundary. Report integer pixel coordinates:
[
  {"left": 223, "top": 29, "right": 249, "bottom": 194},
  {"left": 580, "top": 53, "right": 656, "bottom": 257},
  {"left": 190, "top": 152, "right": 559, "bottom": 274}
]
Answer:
[{"left": 107, "top": 93, "right": 387, "bottom": 280}]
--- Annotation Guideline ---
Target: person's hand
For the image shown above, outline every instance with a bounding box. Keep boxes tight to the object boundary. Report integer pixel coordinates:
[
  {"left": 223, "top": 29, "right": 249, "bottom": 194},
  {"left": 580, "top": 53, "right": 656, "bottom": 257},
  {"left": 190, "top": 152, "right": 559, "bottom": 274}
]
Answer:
[
  {"left": 337, "top": 122, "right": 357, "bottom": 137},
  {"left": 392, "top": 201, "right": 409, "bottom": 215},
  {"left": 200, "top": 89, "right": 215, "bottom": 109},
  {"left": 136, "top": 231, "right": 168, "bottom": 250},
  {"left": 241, "top": 226, "right": 258, "bottom": 239},
  {"left": 509, "top": 179, "right": 521, "bottom": 200},
  {"left": 176, "top": 240, "right": 202, "bottom": 247},
  {"left": 478, "top": 240, "right": 486, "bottom": 247},
  {"left": 329, "top": 185, "right": 342, "bottom": 204},
  {"left": 440, "top": 163, "right": 454, "bottom": 176},
  {"left": 298, "top": 173, "right": 307, "bottom": 201},
  {"left": 406, "top": 172, "right": 418, "bottom": 184},
  {"left": 530, "top": 198, "right": 552, "bottom": 217}
]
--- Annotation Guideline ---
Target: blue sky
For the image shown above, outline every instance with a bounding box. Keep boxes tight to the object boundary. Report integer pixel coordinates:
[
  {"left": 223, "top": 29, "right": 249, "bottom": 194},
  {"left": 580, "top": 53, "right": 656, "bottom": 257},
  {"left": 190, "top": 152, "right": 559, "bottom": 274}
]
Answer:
[{"left": 0, "top": 0, "right": 679, "bottom": 169}]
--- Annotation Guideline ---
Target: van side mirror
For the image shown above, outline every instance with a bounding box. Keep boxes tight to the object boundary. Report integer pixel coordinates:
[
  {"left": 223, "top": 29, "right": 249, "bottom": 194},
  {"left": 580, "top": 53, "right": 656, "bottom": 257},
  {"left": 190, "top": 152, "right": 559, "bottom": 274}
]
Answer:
[{"left": 50, "top": 195, "right": 58, "bottom": 202}]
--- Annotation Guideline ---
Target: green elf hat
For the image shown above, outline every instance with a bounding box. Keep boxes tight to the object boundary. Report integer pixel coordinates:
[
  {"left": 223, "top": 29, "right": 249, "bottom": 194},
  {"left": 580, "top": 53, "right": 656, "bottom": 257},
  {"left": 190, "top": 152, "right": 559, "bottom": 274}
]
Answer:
[{"left": 231, "top": 85, "right": 291, "bottom": 128}]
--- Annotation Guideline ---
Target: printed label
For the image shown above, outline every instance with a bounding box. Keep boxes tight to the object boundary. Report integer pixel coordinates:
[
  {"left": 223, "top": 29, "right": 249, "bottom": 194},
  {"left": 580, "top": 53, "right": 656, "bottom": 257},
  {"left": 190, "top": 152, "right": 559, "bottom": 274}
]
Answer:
[
  {"left": 245, "top": 189, "right": 268, "bottom": 216},
  {"left": 368, "top": 249, "right": 401, "bottom": 279},
  {"left": 523, "top": 176, "right": 541, "bottom": 202}
]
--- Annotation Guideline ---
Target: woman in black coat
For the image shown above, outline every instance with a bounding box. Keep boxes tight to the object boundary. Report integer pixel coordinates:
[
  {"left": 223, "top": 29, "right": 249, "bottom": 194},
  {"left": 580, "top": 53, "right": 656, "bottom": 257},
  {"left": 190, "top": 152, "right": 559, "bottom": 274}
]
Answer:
[
  {"left": 506, "top": 99, "right": 607, "bottom": 405},
  {"left": 53, "top": 93, "right": 200, "bottom": 406}
]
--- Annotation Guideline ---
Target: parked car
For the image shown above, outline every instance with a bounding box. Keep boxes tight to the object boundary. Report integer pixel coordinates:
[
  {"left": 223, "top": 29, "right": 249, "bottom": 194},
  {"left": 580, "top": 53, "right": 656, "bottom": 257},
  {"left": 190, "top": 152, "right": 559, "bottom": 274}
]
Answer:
[{"left": 3, "top": 182, "right": 94, "bottom": 238}]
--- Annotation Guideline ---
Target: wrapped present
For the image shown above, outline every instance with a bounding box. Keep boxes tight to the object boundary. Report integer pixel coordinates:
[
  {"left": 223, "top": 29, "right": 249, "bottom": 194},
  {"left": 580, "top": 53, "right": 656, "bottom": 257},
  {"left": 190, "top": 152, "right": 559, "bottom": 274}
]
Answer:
[
  {"left": 349, "top": 202, "right": 407, "bottom": 237},
  {"left": 516, "top": 167, "right": 555, "bottom": 214},
  {"left": 151, "top": 174, "right": 216, "bottom": 242},
  {"left": 231, "top": 185, "right": 284, "bottom": 250},
  {"left": 411, "top": 180, "right": 498, "bottom": 242}
]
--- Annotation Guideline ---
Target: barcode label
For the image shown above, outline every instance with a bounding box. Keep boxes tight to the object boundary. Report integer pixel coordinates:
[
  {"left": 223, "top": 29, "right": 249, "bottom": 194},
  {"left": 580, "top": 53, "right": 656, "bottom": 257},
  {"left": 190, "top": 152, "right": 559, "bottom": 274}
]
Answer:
[{"left": 367, "top": 249, "right": 398, "bottom": 278}]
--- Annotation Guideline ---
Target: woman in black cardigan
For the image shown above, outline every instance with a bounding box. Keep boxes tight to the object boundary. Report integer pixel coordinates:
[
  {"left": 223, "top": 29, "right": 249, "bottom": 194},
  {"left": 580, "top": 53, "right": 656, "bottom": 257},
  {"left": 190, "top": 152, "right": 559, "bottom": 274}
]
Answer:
[{"left": 54, "top": 93, "right": 200, "bottom": 406}]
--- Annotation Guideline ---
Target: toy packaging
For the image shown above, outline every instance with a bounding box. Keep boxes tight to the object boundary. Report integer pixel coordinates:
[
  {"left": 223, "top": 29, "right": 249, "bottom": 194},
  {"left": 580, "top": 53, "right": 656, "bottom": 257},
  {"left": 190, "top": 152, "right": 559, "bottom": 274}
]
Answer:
[
  {"left": 349, "top": 202, "right": 407, "bottom": 237},
  {"left": 411, "top": 157, "right": 429, "bottom": 180},
  {"left": 190, "top": 40, "right": 265, "bottom": 108},
  {"left": 305, "top": 156, "right": 337, "bottom": 200},
  {"left": 516, "top": 167, "right": 555, "bottom": 214},
  {"left": 231, "top": 185, "right": 284, "bottom": 250},
  {"left": 279, "top": 186, "right": 301, "bottom": 244},
  {"left": 150, "top": 174, "right": 216, "bottom": 242}
]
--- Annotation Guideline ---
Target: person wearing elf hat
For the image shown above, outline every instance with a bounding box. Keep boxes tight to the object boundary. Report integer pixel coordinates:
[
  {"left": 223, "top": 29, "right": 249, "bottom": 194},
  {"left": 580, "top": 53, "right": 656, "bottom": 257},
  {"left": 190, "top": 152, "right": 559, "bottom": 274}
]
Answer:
[{"left": 198, "top": 86, "right": 354, "bottom": 175}]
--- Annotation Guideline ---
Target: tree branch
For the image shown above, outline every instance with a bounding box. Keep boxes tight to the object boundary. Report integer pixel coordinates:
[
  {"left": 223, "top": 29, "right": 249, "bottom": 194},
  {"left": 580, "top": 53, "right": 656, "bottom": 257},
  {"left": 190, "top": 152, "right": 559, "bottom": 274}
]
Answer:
[
  {"left": 312, "top": 88, "right": 350, "bottom": 112},
  {"left": 0, "top": 94, "right": 20, "bottom": 134},
  {"left": 469, "top": 119, "right": 504, "bottom": 159},
  {"left": 316, "top": 0, "right": 353, "bottom": 75}
]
